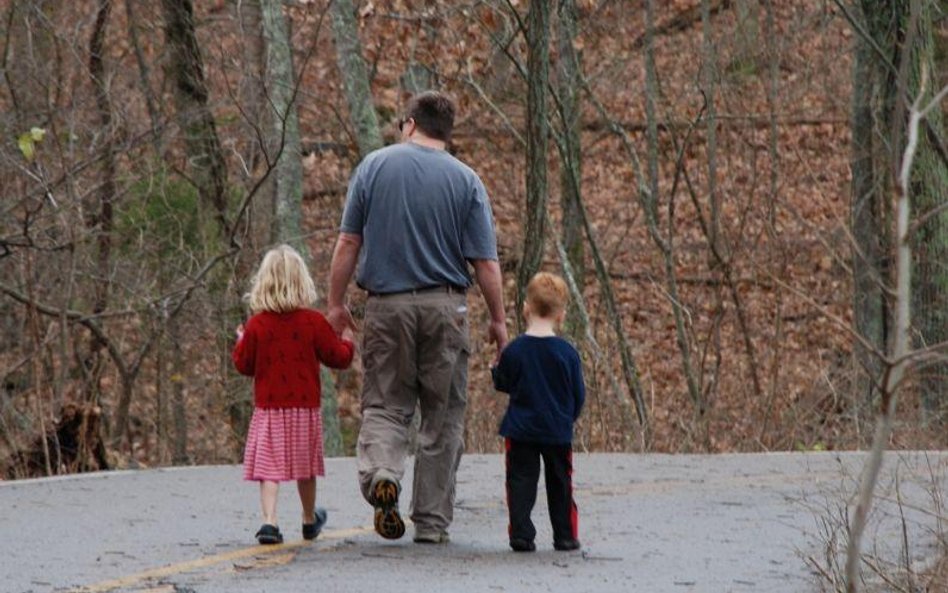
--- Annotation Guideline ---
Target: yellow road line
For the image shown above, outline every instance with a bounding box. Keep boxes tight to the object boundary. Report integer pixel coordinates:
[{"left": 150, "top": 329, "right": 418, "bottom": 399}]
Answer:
[
  {"left": 70, "top": 524, "right": 374, "bottom": 593},
  {"left": 71, "top": 471, "right": 844, "bottom": 592}
]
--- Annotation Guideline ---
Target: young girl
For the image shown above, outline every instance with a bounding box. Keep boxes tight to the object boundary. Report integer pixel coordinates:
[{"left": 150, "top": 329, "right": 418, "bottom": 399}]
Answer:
[{"left": 233, "top": 245, "right": 355, "bottom": 544}]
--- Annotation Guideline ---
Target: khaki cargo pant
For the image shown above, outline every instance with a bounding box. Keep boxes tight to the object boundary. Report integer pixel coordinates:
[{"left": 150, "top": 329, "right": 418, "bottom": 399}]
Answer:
[{"left": 357, "top": 290, "right": 469, "bottom": 535}]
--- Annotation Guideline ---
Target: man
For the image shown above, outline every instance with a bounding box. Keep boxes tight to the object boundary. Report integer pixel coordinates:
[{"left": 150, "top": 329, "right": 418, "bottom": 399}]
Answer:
[{"left": 327, "top": 91, "right": 507, "bottom": 544}]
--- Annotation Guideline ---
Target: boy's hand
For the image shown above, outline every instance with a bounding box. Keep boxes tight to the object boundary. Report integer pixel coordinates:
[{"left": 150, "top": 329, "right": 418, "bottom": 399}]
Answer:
[
  {"left": 235, "top": 324, "right": 245, "bottom": 340},
  {"left": 488, "top": 319, "right": 508, "bottom": 365}
]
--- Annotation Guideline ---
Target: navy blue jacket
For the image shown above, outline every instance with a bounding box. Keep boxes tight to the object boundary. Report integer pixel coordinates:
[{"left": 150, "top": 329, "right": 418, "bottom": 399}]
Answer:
[{"left": 491, "top": 335, "right": 585, "bottom": 445}]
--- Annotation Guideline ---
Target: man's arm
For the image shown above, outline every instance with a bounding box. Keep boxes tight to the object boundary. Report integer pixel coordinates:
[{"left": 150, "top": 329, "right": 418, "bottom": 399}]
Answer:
[
  {"left": 471, "top": 258, "right": 508, "bottom": 363},
  {"left": 327, "top": 232, "right": 362, "bottom": 333}
]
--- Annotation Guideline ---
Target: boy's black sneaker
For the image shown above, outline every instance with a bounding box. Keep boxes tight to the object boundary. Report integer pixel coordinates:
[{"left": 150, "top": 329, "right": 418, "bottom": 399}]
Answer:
[
  {"left": 553, "top": 538, "right": 581, "bottom": 551},
  {"left": 302, "top": 507, "right": 328, "bottom": 540},
  {"left": 510, "top": 538, "right": 536, "bottom": 552},
  {"left": 372, "top": 478, "right": 405, "bottom": 540}
]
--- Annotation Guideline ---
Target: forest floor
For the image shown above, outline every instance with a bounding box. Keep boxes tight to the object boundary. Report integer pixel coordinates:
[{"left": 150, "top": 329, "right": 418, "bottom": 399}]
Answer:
[{"left": 2, "top": 451, "right": 945, "bottom": 593}]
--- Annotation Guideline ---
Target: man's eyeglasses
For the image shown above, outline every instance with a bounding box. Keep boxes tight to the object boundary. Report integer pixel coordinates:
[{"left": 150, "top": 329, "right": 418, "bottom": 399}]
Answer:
[{"left": 397, "top": 117, "right": 412, "bottom": 132}]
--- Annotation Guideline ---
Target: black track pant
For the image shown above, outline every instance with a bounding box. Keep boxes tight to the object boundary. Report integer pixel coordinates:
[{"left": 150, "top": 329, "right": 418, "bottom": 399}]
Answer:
[{"left": 504, "top": 438, "right": 578, "bottom": 543}]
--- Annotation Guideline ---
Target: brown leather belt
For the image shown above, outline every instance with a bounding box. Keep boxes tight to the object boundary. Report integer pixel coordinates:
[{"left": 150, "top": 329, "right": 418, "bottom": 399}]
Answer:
[{"left": 367, "top": 285, "right": 467, "bottom": 298}]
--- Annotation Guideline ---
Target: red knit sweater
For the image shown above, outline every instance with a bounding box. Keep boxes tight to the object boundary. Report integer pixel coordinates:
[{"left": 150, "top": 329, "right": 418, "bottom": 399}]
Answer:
[{"left": 232, "top": 309, "right": 354, "bottom": 409}]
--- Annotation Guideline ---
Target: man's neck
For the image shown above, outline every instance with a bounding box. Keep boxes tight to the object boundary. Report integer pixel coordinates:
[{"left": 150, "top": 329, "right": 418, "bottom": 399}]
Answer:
[
  {"left": 408, "top": 134, "right": 446, "bottom": 151},
  {"left": 524, "top": 318, "right": 557, "bottom": 337}
]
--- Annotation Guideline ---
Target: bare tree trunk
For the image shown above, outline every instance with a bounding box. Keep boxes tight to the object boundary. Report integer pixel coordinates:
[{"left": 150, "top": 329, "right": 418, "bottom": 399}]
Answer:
[
  {"left": 848, "top": 0, "right": 948, "bottom": 419},
  {"left": 759, "top": 0, "right": 787, "bottom": 445},
  {"left": 330, "top": 0, "right": 383, "bottom": 159},
  {"left": 844, "top": 67, "right": 948, "bottom": 593},
  {"left": 645, "top": 0, "right": 705, "bottom": 427},
  {"left": 908, "top": 3, "right": 948, "bottom": 420},
  {"left": 88, "top": 0, "right": 120, "bottom": 450},
  {"left": 4, "top": 0, "right": 56, "bottom": 126},
  {"left": 124, "top": 0, "right": 162, "bottom": 151},
  {"left": 850, "top": 2, "right": 891, "bottom": 413},
  {"left": 260, "top": 0, "right": 344, "bottom": 456},
  {"left": 516, "top": 0, "right": 551, "bottom": 331},
  {"left": 261, "top": 0, "right": 304, "bottom": 251},
  {"left": 25, "top": 254, "right": 52, "bottom": 475},
  {"left": 700, "top": 0, "right": 726, "bottom": 414},
  {"left": 161, "top": 0, "right": 230, "bottom": 236},
  {"left": 468, "top": 38, "right": 650, "bottom": 445},
  {"left": 169, "top": 316, "right": 189, "bottom": 464},
  {"left": 732, "top": 0, "right": 759, "bottom": 72},
  {"left": 556, "top": 0, "right": 585, "bottom": 342}
]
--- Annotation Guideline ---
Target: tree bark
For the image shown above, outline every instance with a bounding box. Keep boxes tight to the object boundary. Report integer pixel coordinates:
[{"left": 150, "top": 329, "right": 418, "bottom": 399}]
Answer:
[
  {"left": 646, "top": 0, "right": 705, "bottom": 425},
  {"left": 88, "top": 0, "right": 119, "bottom": 450},
  {"left": 516, "top": 0, "right": 551, "bottom": 330},
  {"left": 849, "top": 0, "right": 948, "bottom": 418},
  {"left": 169, "top": 315, "right": 190, "bottom": 464},
  {"left": 701, "top": 0, "right": 726, "bottom": 426},
  {"left": 260, "top": 0, "right": 304, "bottom": 251},
  {"left": 732, "top": 0, "right": 759, "bottom": 71},
  {"left": 161, "top": 0, "right": 230, "bottom": 236},
  {"left": 850, "top": 1, "right": 894, "bottom": 411},
  {"left": 330, "top": 0, "right": 383, "bottom": 159},
  {"left": 556, "top": 0, "right": 585, "bottom": 342},
  {"left": 844, "top": 61, "right": 944, "bottom": 593},
  {"left": 258, "top": 0, "right": 344, "bottom": 456},
  {"left": 124, "top": 0, "right": 162, "bottom": 151},
  {"left": 907, "top": 2, "right": 948, "bottom": 419},
  {"left": 4, "top": 0, "right": 56, "bottom": 127}
]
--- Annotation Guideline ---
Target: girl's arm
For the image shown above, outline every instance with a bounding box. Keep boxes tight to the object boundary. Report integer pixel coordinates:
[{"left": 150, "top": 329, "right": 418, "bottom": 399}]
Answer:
[
  {"left": 312, "top": 312, "right": 355, "bottom": 369},
  {"left": 232, "top": 318, "right": 257, "bottom": 376}
]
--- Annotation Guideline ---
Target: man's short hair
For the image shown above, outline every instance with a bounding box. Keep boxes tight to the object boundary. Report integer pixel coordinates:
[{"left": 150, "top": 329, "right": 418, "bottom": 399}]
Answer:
[
  {"left": 406, "top": 91, "right": 456, "bottom": 142},
  {"left": 526, "top": 272, "right": 569, "bottom": 318}
]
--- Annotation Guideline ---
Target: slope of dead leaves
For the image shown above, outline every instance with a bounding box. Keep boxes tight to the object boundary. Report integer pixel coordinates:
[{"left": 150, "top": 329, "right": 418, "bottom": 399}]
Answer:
[{"left": 1, "top": 0, "right": 944, "bottom": 477}]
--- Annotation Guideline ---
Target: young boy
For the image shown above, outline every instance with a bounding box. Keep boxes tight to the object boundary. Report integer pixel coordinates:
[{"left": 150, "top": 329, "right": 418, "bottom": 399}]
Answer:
[{"left": 491, "top": 272, "right": 585, "bottom": 552}]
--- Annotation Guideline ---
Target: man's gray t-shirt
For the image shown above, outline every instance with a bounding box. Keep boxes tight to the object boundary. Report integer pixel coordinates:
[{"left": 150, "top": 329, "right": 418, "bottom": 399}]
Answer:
[{"left": 340, "top": 142, "right": 498, "bottom": 294}]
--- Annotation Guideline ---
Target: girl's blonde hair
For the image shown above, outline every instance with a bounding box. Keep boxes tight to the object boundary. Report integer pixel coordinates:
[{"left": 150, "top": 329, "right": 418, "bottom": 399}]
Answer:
[{"left": 247, "top": 245, "right": 317, "bottom": 314}]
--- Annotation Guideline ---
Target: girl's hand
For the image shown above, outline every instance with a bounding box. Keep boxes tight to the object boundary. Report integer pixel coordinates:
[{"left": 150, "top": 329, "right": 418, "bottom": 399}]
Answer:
[
  {"left": 235, "top": 324, "right": 245, "bottom": 340},
  {"left": 341, "top": 326, "right": 355, "bottom": 343},
  {"left": 328, "top": 305, "right": 357, "bottom": 335}
]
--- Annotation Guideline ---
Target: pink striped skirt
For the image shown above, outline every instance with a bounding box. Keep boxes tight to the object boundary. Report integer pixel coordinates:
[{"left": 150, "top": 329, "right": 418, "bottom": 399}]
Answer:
[{"left": 243, "top": 407, "right": 325, "bottom": 481}]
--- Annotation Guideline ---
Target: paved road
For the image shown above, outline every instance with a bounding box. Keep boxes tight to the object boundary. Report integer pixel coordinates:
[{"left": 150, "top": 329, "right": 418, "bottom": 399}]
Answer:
[{"left": 1, "top": 452, "right": 945, "bottom": 593}]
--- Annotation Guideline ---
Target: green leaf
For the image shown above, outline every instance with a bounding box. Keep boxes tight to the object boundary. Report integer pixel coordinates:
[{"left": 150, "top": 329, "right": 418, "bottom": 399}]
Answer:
[
  {"left": 17, "top": 133, "right": 35, "bottom": 161},
  {"left": 17, "top": 127, "right": 46, "bottom": 162}
]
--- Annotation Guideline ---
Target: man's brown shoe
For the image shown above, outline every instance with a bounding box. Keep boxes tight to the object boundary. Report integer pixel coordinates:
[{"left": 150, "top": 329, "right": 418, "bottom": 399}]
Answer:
[{"left": 372, "top": 479, "right": 405, "bottom": 540}]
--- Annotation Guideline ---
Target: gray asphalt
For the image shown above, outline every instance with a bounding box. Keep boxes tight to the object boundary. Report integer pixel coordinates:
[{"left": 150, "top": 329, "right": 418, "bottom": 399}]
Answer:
[{"left": 1, "top": 452, "right": 945, "bottom": 593}]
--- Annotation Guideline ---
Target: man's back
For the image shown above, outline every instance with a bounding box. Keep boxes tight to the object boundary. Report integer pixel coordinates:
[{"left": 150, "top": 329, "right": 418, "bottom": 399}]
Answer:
[{"left": 340, "top": 142, "right": 496, "bottom": 294}]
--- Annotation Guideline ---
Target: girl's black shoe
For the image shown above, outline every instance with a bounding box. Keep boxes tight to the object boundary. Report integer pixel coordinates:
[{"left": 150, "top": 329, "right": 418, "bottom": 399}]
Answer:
[
  {"left": 302, "top": 508, "right": 328, "bottom": 540},
  {"left": 255, "top": 523, "right": 283, "bottom": 545}
]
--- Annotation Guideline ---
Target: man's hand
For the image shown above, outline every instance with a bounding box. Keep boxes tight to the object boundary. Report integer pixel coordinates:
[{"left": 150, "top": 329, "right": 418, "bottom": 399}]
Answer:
[
  {"left": 327, "top": 305, "right": 357, "bottom": 335},
  {"left": 328, "top": 232, "right": 362, "bottom": 333},
  {"left": 488, "top": 319, "right": 508, "bottom": 365},
  {"left": 472, "top": 258, "right": 508, "bottom": 364},
  {"left": 341, "top": 325, "right": 355, "bottom": 343}
]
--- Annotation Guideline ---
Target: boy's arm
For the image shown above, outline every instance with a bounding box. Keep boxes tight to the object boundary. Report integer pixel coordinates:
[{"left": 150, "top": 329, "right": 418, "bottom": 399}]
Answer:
[
  {"left": 491, "top": 347, "right": 514, "bottom": 393},
  {"left": 572, "top": 350, "right": 586, "bottom": 420}
]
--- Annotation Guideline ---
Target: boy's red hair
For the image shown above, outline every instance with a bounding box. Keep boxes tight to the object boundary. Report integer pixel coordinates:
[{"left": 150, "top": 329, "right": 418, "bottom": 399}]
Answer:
[{"left": 526, "top": 272, "right": 569, "bottom": 317}]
